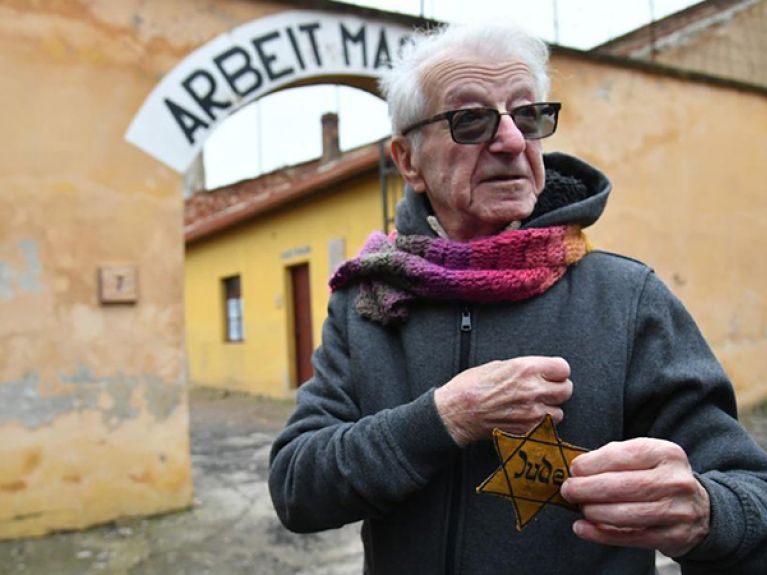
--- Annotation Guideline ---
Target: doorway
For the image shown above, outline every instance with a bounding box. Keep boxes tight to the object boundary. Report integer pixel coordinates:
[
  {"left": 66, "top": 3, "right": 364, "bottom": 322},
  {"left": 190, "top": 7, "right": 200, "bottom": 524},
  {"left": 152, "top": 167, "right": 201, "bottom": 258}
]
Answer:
[{"left": 288, "top": 263, "right": 313, "bottom": 387}]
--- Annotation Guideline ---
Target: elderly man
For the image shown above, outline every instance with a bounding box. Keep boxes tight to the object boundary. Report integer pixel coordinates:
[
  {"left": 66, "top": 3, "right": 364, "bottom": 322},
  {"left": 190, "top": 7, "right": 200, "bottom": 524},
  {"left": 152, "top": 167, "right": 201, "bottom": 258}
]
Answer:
[{"left": 269, "top": 22, "right": 767, "bottom": 574}]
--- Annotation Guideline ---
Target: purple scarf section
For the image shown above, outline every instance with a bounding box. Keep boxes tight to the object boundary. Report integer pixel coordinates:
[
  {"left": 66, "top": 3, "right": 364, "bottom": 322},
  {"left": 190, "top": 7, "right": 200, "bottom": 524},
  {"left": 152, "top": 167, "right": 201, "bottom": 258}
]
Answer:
[{"left": 329, "top": 225, "right": 590, "bottom": 325}]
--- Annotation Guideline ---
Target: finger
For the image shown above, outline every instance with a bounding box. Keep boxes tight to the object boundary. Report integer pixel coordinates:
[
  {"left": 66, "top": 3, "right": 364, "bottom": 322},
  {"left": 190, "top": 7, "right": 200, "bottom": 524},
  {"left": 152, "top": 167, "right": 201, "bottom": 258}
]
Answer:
[
  {"left": 547, "top": 406, "right": 565, "bottom": 425},
  {"left": 536, "top": 356, "right": 571, "bottom": 382},
  {"left": 537, "top": 378, "right": 573, "bottom": 405},
  {"left": 572, "top": 520, "right": 693, "bottom": 556},
  {"left": 573, "top": 520, "right": 657, "bottom": 548},
  {"left": 499, "top": 356, "right": 570, "bottom": 382},
  {"left": 570, "top": 438, "right": 686, "bottom": 476},
  {"left": 497, "top": 406, "right": 565, "bottom": 435},
  {"left": 488, "top": 402, "right": 563, "bottom": 427},
  {"left": 579, "top": 499, "right": 695, "bottom": 529},
  {"left": 562, "top": 467, "right": 697, "bottom": 504}
]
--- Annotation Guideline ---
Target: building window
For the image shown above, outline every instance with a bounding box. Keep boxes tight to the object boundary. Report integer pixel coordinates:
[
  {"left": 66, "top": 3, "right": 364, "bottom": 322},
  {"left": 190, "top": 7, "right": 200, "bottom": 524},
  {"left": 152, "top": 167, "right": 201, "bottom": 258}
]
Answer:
[{"left": 223, "top": 275, "right": 244, "bottom": 342}]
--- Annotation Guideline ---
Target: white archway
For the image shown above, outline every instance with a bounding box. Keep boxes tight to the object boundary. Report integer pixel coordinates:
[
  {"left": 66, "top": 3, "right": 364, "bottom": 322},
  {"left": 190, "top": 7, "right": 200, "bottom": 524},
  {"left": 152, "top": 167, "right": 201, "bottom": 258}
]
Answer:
[{"left": 125, "top": 9, "right": 411, "bottom": 173}]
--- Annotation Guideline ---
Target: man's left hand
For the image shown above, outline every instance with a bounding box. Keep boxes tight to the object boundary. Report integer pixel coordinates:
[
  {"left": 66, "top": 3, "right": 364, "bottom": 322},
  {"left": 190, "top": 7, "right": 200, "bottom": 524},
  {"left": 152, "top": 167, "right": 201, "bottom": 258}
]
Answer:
[{"left": 560, "top": 438, "right": 710, "bottom": 558}]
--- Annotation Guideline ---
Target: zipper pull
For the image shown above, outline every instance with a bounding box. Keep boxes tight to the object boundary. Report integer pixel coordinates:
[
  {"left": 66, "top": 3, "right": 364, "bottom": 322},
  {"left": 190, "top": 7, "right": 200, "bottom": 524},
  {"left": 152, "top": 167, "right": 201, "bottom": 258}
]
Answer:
[{"left": 460, "top": 308, "right": 472, "bottom": 332}]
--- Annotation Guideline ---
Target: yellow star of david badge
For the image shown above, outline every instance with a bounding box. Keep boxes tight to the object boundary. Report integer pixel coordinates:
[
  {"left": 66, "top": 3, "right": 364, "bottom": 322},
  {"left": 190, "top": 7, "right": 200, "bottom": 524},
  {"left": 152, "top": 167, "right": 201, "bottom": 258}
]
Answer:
[{"left": 476, "top": 414, "right": 589, "bottom": 531}]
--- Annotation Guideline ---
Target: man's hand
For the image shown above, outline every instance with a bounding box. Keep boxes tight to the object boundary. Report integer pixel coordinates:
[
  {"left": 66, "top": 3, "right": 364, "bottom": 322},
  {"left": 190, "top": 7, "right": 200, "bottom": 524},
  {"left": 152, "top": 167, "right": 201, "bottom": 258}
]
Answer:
[
  {"left": 560, "top": 438, "right": 710, "bottom": 558},
  {"left": 434, "top": 356, "right": 572, "bottom": 446}
]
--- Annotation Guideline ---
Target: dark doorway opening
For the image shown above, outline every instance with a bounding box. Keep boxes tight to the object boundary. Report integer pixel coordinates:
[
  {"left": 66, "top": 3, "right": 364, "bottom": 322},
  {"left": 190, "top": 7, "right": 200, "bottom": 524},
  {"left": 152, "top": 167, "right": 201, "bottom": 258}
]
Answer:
[{"left": 289, "top": 263, "right": 314, "bottom": 387}]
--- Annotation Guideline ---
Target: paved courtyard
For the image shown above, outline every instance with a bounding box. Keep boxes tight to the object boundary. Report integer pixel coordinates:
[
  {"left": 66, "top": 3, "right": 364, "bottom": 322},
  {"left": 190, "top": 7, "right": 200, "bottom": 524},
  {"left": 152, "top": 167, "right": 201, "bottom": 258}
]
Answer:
[
  {"left": 2, "top": 387, "right": 766, "bottom": 574},
  {"left": 0, "top": 388, "right": 363, "bottom": 575}
]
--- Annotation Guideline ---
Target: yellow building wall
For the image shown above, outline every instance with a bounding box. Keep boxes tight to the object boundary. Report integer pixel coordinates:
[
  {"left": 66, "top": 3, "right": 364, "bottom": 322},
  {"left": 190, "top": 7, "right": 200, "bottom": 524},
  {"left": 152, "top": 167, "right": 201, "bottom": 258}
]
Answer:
[
  {"left": 0, "top": 0, "right": 294, "bottom": 540},
  {"left": 185, "top": 172, "right": 382, "bottom": 397}
]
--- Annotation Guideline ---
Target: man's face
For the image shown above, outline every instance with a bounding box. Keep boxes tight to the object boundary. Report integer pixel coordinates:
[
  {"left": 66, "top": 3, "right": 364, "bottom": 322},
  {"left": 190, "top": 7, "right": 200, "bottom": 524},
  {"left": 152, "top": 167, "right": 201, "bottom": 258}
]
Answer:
[{"left": 392, "top": 52, "right": 546, "bottom": 241}]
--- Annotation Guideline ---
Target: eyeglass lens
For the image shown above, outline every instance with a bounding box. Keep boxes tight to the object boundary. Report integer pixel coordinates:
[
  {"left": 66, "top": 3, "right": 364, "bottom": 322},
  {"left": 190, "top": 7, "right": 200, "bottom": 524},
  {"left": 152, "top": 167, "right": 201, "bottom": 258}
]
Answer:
[{"left": 450, "top": 104, "right": 557, "bottom": 144}]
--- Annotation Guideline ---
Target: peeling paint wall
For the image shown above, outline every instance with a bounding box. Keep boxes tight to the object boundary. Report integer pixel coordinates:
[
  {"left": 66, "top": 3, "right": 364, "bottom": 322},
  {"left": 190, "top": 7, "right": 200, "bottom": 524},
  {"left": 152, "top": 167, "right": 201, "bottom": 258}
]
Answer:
[
  {"left": 0, "top": 0, "right": 295, "bottom": 540},
  {"left": 550, "top": 54, "right": 767, "bottom": 407}
]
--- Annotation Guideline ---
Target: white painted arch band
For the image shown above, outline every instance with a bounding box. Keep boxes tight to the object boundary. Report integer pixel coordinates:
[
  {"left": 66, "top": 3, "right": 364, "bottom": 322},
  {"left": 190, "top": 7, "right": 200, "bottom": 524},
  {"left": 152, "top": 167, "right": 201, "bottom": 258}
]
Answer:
[{"left": 125, "top": 10, "right": 412, "bottom": 173}]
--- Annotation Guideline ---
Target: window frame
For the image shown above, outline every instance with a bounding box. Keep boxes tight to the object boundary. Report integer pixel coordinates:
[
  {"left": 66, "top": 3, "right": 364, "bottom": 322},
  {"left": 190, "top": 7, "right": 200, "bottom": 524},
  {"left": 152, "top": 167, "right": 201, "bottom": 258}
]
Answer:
[{"left": 222, "top": 275, "right": 244, "bottom": 343}]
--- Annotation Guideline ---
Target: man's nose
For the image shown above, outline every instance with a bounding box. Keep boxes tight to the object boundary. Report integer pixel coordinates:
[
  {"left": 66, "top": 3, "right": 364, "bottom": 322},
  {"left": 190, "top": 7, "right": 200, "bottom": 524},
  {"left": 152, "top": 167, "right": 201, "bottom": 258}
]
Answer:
[{"left": 488, "top": 113, "right": 526, "bottom": 154}]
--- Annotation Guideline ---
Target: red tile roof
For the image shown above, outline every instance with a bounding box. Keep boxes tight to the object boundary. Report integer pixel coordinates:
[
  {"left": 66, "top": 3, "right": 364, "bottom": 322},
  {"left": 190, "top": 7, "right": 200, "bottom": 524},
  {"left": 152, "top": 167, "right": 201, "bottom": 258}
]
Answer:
[{"left": 185, "top": 140, "right": 387, "bottom": 244}]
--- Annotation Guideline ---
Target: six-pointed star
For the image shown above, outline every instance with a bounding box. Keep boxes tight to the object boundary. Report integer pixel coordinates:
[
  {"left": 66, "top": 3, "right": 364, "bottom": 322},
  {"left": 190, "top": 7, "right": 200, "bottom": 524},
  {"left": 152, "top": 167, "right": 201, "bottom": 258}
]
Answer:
[{"left": 476, "top": 414, "right": 589, "bottom": 531}]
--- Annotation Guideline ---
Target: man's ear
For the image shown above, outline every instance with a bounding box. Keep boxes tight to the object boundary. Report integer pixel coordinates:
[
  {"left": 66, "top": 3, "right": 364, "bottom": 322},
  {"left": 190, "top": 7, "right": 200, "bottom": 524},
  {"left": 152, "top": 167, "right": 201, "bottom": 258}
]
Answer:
[{"left": 390, "top": 136, "right": 427, "bottom": 193}]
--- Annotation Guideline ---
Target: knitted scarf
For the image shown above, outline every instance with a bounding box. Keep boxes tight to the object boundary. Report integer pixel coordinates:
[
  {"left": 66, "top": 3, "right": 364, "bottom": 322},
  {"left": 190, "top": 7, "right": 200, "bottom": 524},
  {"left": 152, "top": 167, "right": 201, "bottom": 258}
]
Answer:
[{"left": 330, "top": 225, "right": 590, "bottom": 325}]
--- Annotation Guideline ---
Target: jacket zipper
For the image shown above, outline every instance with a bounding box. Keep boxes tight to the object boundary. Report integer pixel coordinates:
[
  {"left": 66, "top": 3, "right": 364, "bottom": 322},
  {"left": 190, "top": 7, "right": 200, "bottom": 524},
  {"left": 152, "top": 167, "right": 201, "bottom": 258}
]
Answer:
[
  {"left": 459, "top": 307, "right": 472, "bottom": 368},
  {"left": 446, "top": 306, "right": 472, "bottom": 575}
]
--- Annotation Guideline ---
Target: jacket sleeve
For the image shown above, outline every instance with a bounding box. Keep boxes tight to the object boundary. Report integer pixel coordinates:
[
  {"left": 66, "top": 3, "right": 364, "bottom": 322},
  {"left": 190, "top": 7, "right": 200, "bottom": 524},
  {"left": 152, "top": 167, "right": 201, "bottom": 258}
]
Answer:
[
  {"left": 268, "top": 289, "right": 459, "bottom": 533},
  {"left": 623, "top": 272, "right": 767, "bottom": 573}
]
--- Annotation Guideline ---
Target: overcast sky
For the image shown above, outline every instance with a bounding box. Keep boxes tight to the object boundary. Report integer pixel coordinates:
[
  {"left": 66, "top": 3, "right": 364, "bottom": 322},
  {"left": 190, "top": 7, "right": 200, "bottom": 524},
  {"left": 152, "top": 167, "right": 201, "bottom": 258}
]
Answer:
[{"left": 204, "top": 0, "right": 701, "bottom": 189}]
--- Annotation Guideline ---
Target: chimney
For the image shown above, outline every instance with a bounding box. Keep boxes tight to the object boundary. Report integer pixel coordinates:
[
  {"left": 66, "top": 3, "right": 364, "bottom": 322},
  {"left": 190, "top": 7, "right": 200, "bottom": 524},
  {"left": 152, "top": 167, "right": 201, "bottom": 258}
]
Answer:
[{"left": 321, "top": 112, "right": 340, "bottom": 162}]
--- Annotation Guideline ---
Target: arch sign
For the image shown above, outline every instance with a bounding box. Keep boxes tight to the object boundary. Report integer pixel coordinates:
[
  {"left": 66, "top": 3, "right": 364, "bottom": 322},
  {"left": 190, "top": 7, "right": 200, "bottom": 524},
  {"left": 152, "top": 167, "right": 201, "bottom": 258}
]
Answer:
[{"left": 125, "top": 10, "right": 412, "bottom": 173}]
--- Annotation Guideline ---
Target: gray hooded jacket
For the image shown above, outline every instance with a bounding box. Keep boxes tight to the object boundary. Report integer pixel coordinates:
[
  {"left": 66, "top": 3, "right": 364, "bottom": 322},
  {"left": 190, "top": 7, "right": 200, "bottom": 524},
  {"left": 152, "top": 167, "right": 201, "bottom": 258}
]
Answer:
[{"left": 270, "top": 153, "right": 767, "bottom": 574}]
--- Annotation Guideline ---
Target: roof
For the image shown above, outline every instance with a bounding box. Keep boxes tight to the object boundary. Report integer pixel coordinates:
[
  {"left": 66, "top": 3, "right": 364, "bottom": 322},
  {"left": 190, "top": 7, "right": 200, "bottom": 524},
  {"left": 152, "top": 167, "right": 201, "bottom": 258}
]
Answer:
[
  {"left": 594, "top": 0, "right": 759, "bottom": 57},
  {"left": 185, "top": 141, "right": 386, "bottom": 244},
  {"left": 262, "top": 0, "right": 437, "bottom": 29}
]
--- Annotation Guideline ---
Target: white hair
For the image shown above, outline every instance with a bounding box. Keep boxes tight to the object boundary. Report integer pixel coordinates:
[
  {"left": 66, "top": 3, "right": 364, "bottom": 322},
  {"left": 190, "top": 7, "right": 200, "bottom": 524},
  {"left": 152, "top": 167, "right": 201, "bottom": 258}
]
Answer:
[{"left": 379, "top": 22, "right": 551, "bottom": 139}]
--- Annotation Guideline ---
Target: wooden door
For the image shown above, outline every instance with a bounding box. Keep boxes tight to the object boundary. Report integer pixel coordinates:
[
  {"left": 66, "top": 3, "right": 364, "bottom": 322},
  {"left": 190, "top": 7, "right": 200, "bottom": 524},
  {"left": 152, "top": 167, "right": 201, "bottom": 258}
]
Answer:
[{"left": 289, "top": 263, "right": 314, "bottom": 387}]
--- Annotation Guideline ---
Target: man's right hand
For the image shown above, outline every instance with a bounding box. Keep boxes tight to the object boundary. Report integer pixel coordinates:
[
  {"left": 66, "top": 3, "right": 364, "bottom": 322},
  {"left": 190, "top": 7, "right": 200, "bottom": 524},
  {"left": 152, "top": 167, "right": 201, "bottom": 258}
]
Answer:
[{"left": 434, "top": 356, "right": 573, "bottom": 446}]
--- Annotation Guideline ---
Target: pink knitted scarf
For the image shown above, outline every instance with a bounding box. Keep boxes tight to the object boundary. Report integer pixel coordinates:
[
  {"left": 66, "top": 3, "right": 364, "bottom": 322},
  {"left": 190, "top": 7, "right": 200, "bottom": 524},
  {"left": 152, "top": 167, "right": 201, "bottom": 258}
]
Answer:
[{"left": 330, "top": 225, "right": 590, "bottom": 325}]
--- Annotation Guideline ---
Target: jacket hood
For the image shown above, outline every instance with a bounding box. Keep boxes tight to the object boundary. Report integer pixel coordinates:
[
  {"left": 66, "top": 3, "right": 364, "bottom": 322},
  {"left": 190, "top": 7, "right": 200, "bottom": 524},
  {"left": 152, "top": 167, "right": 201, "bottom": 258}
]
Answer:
[{"left": 394, "top": 152, "right": 611, "bottom": 236}]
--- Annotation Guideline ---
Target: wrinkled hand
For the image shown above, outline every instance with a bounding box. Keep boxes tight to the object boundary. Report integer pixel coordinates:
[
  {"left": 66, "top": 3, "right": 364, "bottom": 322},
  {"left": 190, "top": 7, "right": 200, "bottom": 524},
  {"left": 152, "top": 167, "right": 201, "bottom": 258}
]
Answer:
[
  {"left": 434, "top": 356, "right": 572, "bottom": 446},
  {"left": 560, "top": 438, "right": 710, "bottom": 558}
]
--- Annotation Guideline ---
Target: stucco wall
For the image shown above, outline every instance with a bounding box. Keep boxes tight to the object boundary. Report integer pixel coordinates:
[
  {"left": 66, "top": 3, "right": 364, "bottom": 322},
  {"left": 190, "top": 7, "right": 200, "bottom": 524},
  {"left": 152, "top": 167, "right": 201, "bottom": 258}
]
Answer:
[
  {"left": 185, "top": 171, "right": 381, "bottom": 396},
  {"left": 0, "top": 0, "right": 291, "bottom": 540},
  {"left": 549, "top": 53, "right": 767, "bottom": 406}
]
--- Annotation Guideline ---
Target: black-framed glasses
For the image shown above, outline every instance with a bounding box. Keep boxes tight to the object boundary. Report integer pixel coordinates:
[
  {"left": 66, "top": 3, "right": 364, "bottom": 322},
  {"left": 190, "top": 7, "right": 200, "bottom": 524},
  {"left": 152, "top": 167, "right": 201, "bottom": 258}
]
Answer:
[{"left": 401, "top": 102, "right": 562, "bottom": 144}]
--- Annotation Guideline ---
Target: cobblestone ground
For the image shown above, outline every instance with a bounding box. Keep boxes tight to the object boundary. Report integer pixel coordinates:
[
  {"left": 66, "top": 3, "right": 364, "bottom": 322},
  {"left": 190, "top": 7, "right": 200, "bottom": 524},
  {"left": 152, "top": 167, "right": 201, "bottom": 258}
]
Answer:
[{"left": 1, "top": 388, "right": 766, "bottom": 574}]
